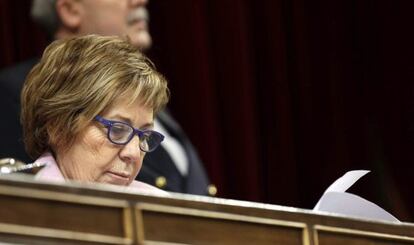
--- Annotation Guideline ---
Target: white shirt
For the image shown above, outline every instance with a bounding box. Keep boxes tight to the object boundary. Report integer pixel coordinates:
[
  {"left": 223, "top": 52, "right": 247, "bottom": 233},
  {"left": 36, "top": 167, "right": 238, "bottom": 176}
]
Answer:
[{"left": 154, "top": 119, "right": 189, "bottom": 176}]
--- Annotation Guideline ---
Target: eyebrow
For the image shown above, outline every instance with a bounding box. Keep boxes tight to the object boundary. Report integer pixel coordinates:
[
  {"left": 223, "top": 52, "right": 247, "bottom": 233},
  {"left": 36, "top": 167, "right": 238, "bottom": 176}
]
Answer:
[
  {"left": 111, "top": 115, "right": 154, "bottom": 130},
  {"left": 140, "top": 123, "right": 155, "bottom": 130}
]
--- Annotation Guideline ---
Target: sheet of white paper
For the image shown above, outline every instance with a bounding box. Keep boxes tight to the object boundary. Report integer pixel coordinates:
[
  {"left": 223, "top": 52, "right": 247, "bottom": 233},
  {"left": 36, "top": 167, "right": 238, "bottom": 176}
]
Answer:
[
  {"left": 314, "top": 170, "right": 369, "bottom": 210},
  {"left": 314, "top": 170, "right": 400, "bottom": 222},
  {"left": 324, "top": 170, "right": 370, "bottom": 193},
  {"left": 315, "top": 192, "right": 399, "bottom": 222}
]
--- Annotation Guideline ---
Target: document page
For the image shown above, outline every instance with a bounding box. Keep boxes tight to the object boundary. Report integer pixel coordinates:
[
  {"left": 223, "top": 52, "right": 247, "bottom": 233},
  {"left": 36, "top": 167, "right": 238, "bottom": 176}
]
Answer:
[{"left": 313, "top": 170, "right": 399, "bottom": 222}]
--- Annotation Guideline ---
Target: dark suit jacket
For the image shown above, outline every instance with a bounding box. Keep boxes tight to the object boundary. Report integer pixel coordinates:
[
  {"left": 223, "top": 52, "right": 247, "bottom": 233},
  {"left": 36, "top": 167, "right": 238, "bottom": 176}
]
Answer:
[{"left": 0, "top": 59, "right": 211, "bottom": 195}]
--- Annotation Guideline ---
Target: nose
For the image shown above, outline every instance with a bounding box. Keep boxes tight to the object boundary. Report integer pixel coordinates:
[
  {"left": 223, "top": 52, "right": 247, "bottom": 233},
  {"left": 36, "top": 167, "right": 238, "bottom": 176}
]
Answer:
[
  {"left": 130, "top": 0, "right": 148, "bottom": 7},
  {"left": 119, "top": 134, "right": 143, "bottom": 165}
]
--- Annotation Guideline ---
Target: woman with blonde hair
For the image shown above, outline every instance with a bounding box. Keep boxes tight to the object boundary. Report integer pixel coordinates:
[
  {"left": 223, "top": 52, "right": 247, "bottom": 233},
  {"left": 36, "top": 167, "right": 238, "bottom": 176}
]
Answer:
[{"left": 21, "top": 35, "right": 169, "bottom": 192}]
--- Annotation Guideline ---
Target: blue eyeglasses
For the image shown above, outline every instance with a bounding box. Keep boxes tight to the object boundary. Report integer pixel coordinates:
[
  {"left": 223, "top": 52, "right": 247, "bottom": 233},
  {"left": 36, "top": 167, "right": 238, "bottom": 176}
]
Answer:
[{"left": 95, "top": 116, "right": 164, "bottom": 153}]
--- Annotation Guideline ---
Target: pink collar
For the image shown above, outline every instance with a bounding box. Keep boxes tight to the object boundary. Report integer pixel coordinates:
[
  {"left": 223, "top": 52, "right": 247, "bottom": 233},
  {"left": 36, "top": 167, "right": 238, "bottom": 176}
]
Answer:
[{"left": 34, "top": 152, "right": 168, "bottom": 195}]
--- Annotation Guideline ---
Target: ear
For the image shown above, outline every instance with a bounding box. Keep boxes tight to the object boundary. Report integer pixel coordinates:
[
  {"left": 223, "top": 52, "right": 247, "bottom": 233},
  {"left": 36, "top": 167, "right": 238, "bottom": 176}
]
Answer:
[{"left": 56, "top": 0, "right": 83, "bottom": 30}]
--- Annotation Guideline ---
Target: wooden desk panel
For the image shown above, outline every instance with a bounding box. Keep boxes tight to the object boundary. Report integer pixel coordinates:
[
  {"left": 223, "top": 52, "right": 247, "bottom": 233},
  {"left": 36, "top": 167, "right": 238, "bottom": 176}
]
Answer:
[
  {"left": 0, "top": 175, "right": 411, "bottom": 244},
  {"left": 314, "top": 225, "right": 414, "bottom": 245},
  {"left": 136, "top": 204, "right": 308, "bottom": 245},
  {"left": 0, "top": 184, "right": 134, "bottom": 244}
]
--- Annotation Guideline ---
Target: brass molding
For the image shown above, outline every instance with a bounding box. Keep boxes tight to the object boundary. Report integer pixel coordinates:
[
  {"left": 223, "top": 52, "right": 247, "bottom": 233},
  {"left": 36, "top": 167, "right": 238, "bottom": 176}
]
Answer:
[
  {"left": 135, "top": 204, "right": 146, "bottom": 245},
  {"left": 123, "top": 207, "right": 135, "bottom": 242},
  {"left": 144, "top": 241, "right": 191, "bottom": 245}
]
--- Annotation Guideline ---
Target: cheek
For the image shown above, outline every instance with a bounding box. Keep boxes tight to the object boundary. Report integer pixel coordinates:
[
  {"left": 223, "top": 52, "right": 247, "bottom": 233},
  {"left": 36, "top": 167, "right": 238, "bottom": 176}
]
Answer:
[
  {"left": 87, "top": 9, "right": 127, "bottom": 35},
  {"left": 130, "top": 152, "right": 145, "bottom": 180},
  {"left": 80, "top": 129, "right": 118, "bottom": 169},
  {"left": 81, "top": 131, "right": 106, "bottom": 154},
  {"left": 105, "top": 7, "right": 129, "bottom": 31}
]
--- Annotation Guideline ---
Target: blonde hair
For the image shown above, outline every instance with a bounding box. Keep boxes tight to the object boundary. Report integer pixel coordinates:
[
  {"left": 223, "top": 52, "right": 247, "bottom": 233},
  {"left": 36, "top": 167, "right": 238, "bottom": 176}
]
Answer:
[{"left": 21, "top": 35, "right": 169, "bottom": 159}]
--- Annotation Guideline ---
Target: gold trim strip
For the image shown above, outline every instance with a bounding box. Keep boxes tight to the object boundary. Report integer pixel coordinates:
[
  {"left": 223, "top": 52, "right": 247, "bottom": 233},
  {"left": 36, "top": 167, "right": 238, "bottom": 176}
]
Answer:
[
  {"left": 0, "top": 222, "right": 133, "bottom": 244},
  {"left": 143, "top": 241, "right": 191, "bottom": 245},
  {"left": 0, "top": 185, "right": 128, "bottom": 207},
  {"left": 313, "top": 226, "right": 321, "bottom": 245},
  {"left": 303, "top": 226, "right": 311, "bottom": 245},
  {"left": 314, "top": 224, "right": 414, "bottom": 243},
  {"left": 123, "top": 207, "right": 134, "bottom": 241},
  {"left": 135, "top": 205, "right": 146, "bottom": 244}
]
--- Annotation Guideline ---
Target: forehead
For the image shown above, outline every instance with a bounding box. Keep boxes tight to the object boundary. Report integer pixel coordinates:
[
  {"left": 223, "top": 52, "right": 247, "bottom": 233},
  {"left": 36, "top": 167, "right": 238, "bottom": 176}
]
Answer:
[
  {"left": 102, "top": 96, "right": 154, "bottom": 123},
  {"left": 83, "top": 0, "right": 129, "bottom": 8}
]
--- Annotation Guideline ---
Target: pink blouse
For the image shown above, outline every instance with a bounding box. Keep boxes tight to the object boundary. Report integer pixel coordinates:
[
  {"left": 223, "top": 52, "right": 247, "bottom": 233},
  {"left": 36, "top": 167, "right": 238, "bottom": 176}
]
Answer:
[{"left": 34, "top": 152, "right": 168, "bottom": 195}]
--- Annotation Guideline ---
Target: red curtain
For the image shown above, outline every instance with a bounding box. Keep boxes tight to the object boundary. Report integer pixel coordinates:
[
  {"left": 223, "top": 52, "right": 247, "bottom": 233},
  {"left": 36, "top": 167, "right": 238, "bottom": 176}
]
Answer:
[{"left": 1, "top": 0, "right": 414, "bottom": 221}]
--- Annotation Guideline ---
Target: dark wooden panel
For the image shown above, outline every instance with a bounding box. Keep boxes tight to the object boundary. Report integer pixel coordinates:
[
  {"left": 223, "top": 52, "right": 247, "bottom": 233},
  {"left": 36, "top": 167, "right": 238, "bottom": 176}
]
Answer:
[
  {"left": 136, "top": 204, "right": 307, "bottom": 245},
  {"left": 0, "top": 195, "right": 125, "bottom": 235},
  {"left": 315, "top": 226, "right": 414, "bottom": 245},
  {"left": 144, "top": 213, "right": 303, "bottom": 245}
]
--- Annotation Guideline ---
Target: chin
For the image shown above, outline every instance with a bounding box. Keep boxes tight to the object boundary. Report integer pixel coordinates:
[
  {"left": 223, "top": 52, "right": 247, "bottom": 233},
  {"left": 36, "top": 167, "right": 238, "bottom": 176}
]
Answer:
[{"left": 131, "top": 33, "right": 152, "bottom": 50}]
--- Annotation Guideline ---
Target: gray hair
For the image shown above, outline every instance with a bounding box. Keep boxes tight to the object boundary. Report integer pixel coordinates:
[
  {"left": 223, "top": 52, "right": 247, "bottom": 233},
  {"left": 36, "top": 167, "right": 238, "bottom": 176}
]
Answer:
[{"left": 31, "top": 0, "right": 60, "bottom": 37}]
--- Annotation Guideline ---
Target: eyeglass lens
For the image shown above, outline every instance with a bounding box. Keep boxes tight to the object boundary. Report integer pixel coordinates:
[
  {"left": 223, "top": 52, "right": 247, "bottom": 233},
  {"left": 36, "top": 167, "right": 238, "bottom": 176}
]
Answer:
[{"left": 108, "top": 122, "right": 161, "bottom": 152}]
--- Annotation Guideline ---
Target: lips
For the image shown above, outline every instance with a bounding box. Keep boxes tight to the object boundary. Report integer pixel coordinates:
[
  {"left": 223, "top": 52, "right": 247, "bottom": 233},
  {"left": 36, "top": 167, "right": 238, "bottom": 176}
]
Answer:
[
  {"left": 127, "top": 8, "right": 149, "bottom": 25},
  {"left": 106, "top": 171, "right": 131, "bottom": 185},
  {"left": 129, "top": 19, "right": 148, "bottom": 30}
]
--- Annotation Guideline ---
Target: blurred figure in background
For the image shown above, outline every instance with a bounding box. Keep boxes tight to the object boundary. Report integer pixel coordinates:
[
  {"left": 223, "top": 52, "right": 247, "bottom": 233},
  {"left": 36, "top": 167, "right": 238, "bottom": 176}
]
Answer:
[{"left": 0, "top": 0, "right": 212, "bottom": 195}]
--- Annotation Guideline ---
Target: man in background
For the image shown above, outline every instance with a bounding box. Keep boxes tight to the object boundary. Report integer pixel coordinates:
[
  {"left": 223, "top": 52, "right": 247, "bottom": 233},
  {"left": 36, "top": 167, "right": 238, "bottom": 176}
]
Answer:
[{"left": 0, "top": 0, "right": 213, "bottom": 196}]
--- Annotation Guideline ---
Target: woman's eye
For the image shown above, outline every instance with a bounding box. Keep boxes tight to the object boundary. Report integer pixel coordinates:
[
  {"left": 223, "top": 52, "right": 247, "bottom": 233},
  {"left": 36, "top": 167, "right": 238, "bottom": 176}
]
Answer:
[{"left": 110, "top": 124, "right": 130, "bottom": 140}]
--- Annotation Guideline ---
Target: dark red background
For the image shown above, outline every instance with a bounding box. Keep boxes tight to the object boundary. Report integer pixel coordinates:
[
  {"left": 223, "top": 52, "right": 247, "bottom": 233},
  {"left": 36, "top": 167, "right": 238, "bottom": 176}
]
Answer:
[{"left": 1, "top": 0, "right": 414, "bottom": 221}]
